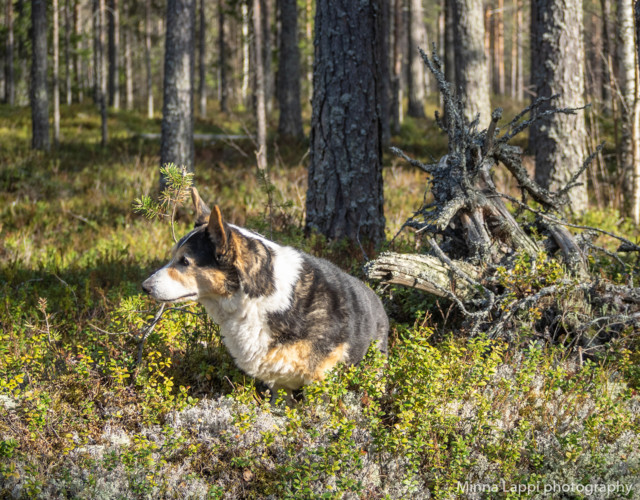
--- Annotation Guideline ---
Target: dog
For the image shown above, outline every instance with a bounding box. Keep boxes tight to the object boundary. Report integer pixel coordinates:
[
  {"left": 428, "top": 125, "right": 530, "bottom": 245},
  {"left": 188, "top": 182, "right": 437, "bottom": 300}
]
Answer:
[{"left": 142, "top": 188, "right": 389, "bottom": 399}]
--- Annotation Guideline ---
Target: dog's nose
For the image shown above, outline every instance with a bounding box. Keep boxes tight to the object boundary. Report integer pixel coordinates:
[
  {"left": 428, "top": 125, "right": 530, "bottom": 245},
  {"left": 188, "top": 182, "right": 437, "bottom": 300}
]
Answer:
[{"left": 142, "top": 280, "right": 152, "bottom": 294}]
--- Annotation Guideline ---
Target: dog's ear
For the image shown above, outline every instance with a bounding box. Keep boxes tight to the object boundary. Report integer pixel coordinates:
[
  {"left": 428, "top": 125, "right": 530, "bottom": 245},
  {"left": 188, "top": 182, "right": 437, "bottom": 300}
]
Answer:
[
  {"left": 191, "top": 187, "right": 211, "bottom": 227},
  {"left": 207, "top": 205, "right": 229, "bottom": 256}
]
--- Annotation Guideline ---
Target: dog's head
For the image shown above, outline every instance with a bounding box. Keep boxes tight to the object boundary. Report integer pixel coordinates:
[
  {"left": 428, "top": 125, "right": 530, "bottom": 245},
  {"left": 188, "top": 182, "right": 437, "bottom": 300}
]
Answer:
[{"left": 142, "top": 189, "right": 246, "bottom": 303}]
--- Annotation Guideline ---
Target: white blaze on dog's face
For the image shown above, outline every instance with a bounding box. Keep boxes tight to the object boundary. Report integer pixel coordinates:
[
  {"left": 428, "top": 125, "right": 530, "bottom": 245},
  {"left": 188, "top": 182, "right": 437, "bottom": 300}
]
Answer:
[{"left": 142, "top": 199, "right": 240, "bottom": 303}]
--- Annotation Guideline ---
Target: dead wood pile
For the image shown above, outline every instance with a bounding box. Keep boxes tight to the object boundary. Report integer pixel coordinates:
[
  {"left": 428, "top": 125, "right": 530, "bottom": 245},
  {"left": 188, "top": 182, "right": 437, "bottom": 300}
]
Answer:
[{"left": 366, "top": 49, "right": 640, "bottom": 346}]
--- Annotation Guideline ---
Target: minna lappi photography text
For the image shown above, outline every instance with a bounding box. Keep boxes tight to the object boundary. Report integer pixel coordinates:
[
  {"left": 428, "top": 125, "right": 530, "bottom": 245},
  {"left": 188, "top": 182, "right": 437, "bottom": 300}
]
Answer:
[{"left": 457, "top": 480, "right": 635, "bottom": 497}]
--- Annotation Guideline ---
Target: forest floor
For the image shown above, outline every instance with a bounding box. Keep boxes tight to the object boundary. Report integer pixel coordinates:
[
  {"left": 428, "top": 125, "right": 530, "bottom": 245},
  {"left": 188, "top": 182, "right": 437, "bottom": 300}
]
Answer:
[{"left": 0, "top": 101, "right": 639, "bottom": 499}]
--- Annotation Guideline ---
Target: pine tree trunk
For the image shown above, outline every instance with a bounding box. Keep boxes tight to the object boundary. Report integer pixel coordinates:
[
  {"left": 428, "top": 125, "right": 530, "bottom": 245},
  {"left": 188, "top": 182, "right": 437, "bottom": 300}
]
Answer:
[
  {"left": 530, "top": 0, "right": 588, "bottom": 211},
  {"left": 218, "top": 0, "right": 228, "bottom": 112},
  {"left": 5, "top": 0, "right": 14, "bottom": 105},
  {"left": 146, "top": 0, "right": 154, "bottom": 118},
  {"left": 124, "top": 28, "right": 133, "bottom": 110},
  {"left": 31, "top": 0, "right": 50, "bottom": 151},
  {"left": 378, "top": 0, "right": 391, "bottom": 146},
  {"left": 65, "top": 0, "right": 72, "bottom": 105},
  {"left": 74, "top": 0, "right": 83, "bottom": 103},
  {"left": 260, "top": 0, "right": 273, "bottom": 114},
  {"left": 276, "top": 0, "right": 303, "bottom": 139},
  {"left": 98, "top": 0, "right": 108, "bottom": 146},
  {"left": 407, "top": 0, "right": 426, "bottom": 118},
  {"left": 444, "top": 0, "right": 456, "bottom": 87},
  {"left": 516, "top": 4, "right": 523, "bottom": 101},
  {"left": 108, "top": 0, "right": 120, "bottom": 109},
  {"left": 160, "top": 0, "right": 196, "bottom": 181},
  {"left": 634, "top": 0, "right": 640, "bottom": 222},
  {"left": 252, "top": 0, "right": 268, "bottom": 173},
  {"left": 495, "top": 0, "right": 505, "bottom": 95},
  {"left": 453, "top": 0, "right": 491, "bottom": 127},
  {"left": 617, "top": 0, "right": 638, "bottom": 218},
  {"left": 306, "top": 0, "right": 385, "bottom": 244},
  {"left": 53, "top": 0, "right": 61, "bottom": 146},
  {"left": 391, "top": 0, "right": 404, "bottom": 134},
  {"left": 241, "top": 3, "right": 250, "bottom": 104},
  {"left": 198, "top": 0, "right": 207, "bottom": 117},
  {"left": 600, "top": 0, "right": 613, "bottom": 114}
]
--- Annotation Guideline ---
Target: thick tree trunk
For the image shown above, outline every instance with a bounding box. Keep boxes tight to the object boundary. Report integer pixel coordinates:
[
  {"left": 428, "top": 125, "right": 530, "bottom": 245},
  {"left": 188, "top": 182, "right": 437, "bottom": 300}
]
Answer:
[
  {"left": 146, "top": 0, "right": 154, "bottom": 118},
  {"left": 108, "top": 0, "right": 120, "bottom": 109},
  {"left": 53, "top": 0, "right": 61, "bottom": 146},
  {"left": 160, "top": 0, "right": 196, "bottom": 181},
  {"left": 252, "top": 0, "right": 268, "bottom": 176},
  {"left": 198, "top": 0, "right": 207, "bottom": 117},
  {"left": 5, "top": 0, "right": 14, "bottom": 105},
  {"left": 218, "top": 0, "right": 228, "bottom": 113},
  {"left": 617, "top": 0, "right": 639, "bottom": 220},
  {"left": 407, "top": 0, "right": 426, "bottom": 118},
  {"left": 452, "top": 0, "right": 491, "bottom": 127},
  {"left": 306, "top": 0, "right": 386, "bottom": 244},
  {"left": 31, "top": 0, "right": 50, "bottom": 151},
  {"left": 276, "top": 0, "right": 303, "bottom": 139},
  {"left": 530, "top": 0, "right": 588, "bottom": 211}
]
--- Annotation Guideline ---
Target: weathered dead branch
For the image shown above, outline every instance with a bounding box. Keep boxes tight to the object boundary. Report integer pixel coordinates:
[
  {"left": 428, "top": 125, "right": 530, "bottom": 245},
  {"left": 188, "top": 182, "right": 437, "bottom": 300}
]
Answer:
[{"left": 367, "top": 47, "right": 640, "bottom": 347}]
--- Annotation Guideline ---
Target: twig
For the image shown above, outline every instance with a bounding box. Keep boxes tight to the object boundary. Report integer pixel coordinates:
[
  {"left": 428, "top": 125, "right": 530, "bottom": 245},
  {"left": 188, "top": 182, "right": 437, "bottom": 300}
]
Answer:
[{"left": 136, "top": 303, "right": 166, "bottom": 367}]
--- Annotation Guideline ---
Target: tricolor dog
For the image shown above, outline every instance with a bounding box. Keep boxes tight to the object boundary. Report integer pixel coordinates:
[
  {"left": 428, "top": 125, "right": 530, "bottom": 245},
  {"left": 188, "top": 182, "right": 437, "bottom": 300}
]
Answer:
[{"left": 142, "top": 189, "right": 389, "bottom": 398}]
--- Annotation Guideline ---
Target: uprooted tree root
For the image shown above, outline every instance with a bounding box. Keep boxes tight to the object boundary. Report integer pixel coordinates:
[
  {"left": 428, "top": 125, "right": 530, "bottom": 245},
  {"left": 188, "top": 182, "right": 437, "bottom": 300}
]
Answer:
[{"left": 366, "top": 48, "right": 640, "bottom": 349}]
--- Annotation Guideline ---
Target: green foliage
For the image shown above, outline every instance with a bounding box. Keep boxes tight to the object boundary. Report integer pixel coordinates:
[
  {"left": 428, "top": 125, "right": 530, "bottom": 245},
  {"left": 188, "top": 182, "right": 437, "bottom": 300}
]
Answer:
[{"left": 0, "top": 102, "right": 639, "bottom": 498}]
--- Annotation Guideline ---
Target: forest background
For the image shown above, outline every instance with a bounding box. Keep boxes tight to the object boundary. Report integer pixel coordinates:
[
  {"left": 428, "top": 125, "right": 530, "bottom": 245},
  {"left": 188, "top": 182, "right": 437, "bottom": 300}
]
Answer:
[{"left": 1, "top": 0, "right": 640, "bottom": 498}]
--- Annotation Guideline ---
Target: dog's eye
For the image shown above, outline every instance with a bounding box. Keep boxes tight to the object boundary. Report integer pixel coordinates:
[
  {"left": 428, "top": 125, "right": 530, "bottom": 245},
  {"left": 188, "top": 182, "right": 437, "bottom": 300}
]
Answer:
[{"left": 180, "top": 256, "right": 190, "bottom": 267}]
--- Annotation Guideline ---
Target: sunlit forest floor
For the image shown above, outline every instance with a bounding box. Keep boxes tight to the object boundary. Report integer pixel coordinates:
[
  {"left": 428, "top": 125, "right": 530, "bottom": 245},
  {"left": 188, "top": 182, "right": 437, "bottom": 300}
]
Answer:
[{"left": 0, "top": 101, "right": 639, "bottom": 498}]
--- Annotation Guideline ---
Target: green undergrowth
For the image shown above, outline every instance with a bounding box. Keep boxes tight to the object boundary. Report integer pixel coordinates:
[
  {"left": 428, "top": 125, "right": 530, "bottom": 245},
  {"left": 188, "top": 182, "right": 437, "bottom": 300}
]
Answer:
[{"left": 1, "top": 103, "right": 639, "bottom": 498}]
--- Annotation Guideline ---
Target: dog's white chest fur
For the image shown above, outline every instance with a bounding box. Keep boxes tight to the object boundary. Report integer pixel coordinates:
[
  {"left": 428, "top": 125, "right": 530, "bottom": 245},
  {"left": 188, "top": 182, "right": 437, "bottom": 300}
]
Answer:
[{"left": 200, "top": 239, "right": 306, "bottom": 388}]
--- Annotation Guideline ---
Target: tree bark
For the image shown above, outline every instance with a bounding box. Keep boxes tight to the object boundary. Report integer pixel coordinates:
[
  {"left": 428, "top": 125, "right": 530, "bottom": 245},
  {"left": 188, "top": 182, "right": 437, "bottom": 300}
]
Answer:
[
  {"left": 492, "top": 0, "right": 505, "bottom": 95},
  {"left": 306, "top": 0, "right": 386, "bottom": 244},
  {"left": 252, "top": 0, "right": 268, "bottom": 173},
  {"left": 530, "top": 0, "right": 588, "bottom": 211},
  {"left": 260, "top": 0, "right": 273, "bottom": 114},
  {"left": 218, "top": 0, "right": 228, "bottom": 112},
  {"left": 145, "top": 0, "right": 154, "bottom": 118},
  {"left": 452, "top": 0, "right": 492, "bottom": 127},
  {"left": 241, "top": 2, "right": 250, "bottom": 104},
  {"left": 276, "top": 0, "right": 303, "bottom": 139},
  {"left": 108, "top": 0, "right": 120, "bottom": 109},
  {"left": 124, "top": 27, "right": 133, "bottom": 110},
  {"left": 74, "top": 0, "right": 84, "bottom": 103},
  {"left": 5, "top": 0, "right": 14, "bottom": 105},
  {"left": 600, "top": 0, "right": 613, "bottom": 114},
  {"left": 444, "top": 0, "right": 456, "bottom": 87},
  {"left": 160, "top": 0, "right": 196, "bottom": 181},
  {"left": 65, "top": 0, "right": 72, "bottom": 105},
  {"left": 391, "top": 0, "right": 404, "bottom": 134},
  {"left": 198, "top": 0, "right": 207, "bottom": 117},
  {"left": 635, "top": 0, "right": 640, "bottom": 222},
  {"left": 53, "top": 0, "right": 61, "bottom": 146},
  {"left": 617, "top": 0, "right": 639, "bottom": 220},
  {"left": 407, "top": 0, "right": 426, "bottom": 118},
  {"left": 98, "top": 0, "right": 108, "bottom": 146},
  {"left": 31, "top": 0, "right": 50, "bottom": 151}
]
